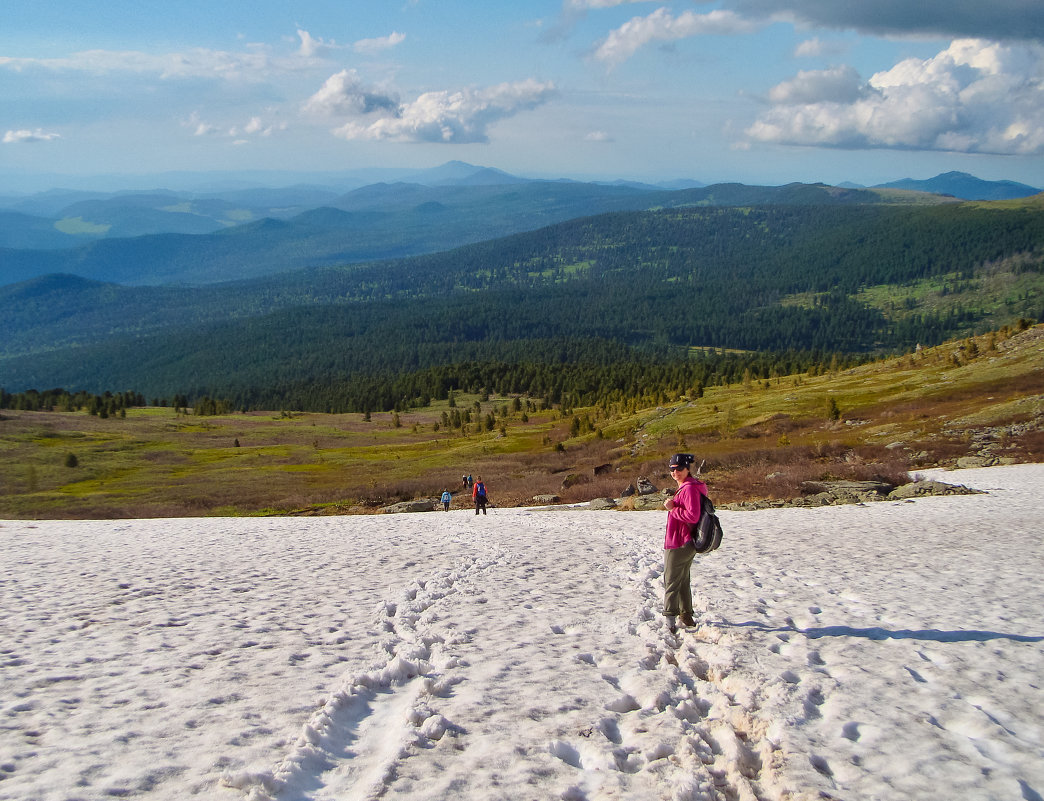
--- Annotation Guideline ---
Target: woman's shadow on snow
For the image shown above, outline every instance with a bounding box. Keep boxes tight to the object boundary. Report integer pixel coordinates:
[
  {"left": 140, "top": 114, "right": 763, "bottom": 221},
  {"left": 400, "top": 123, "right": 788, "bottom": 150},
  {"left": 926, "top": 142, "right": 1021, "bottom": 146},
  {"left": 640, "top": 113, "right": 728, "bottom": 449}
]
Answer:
[{"left": 721, "top": 621, "right": 1043, "bottom": 643}]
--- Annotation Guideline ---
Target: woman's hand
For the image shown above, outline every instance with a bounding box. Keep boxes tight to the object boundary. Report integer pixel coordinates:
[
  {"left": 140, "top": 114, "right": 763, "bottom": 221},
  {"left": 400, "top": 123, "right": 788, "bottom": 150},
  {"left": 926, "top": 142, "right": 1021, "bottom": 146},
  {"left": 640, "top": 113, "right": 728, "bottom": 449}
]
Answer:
[{"left": 663, "top": 498, "right": 675, "bottom": 511}]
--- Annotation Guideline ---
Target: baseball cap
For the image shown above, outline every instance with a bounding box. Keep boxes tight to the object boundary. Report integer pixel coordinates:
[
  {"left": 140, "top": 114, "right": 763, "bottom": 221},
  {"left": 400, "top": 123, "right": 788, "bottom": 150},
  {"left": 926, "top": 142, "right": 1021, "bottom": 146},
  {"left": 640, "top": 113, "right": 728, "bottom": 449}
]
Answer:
[{"left": 668, "top": 453, "right": 695, "bottom": 470}]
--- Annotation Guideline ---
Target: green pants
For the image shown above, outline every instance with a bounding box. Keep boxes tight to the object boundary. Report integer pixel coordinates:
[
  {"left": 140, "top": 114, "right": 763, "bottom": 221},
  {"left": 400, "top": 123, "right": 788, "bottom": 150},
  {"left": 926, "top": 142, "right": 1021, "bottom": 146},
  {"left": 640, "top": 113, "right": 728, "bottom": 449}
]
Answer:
[{"left": 663, "top": 543, "right": 697, "bottom": 617}]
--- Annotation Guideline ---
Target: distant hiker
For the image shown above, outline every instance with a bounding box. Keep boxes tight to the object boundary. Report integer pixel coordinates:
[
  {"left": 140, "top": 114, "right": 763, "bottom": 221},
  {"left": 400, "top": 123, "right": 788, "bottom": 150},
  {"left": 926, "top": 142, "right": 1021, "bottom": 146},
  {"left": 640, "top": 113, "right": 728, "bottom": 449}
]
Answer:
[
  {"left": 473, "top": 477, "right": 488, "bottom": 515},
  {"left": 441, "top": 490, "right": 452, "bottom": 511},
  {"left": 462, "top": 474, "right": 469, "bottom": 489},
  {"left": 662, "top": 453, "right": 707, "bottom": 633},
  {"left": 468, "top": 474, "right": 473, "bottom": 488}
]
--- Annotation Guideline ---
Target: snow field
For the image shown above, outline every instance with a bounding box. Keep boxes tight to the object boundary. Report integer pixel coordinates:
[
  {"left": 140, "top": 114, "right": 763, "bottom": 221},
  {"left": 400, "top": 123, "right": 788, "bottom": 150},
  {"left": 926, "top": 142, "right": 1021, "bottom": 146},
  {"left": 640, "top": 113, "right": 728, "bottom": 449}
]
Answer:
[{"left": 1, "top": 464, "right": 1042, "bottom": 800}]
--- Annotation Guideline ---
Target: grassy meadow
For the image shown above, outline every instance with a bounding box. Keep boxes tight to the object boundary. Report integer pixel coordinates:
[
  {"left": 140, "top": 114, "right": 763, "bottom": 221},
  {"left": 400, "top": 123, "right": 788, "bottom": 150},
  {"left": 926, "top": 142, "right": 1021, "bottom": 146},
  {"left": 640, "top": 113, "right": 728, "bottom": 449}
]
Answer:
[{"left": 1, "top": 324, "right": 1041, "bottom": 519}]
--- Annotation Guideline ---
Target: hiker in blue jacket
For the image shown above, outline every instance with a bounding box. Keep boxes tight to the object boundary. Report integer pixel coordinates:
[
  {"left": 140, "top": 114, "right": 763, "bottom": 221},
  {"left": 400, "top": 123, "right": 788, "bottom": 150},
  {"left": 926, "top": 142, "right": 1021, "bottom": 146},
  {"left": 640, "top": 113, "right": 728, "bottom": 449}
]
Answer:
[{"left": 440, "top": 490, "right": 452, "bottom": 511}]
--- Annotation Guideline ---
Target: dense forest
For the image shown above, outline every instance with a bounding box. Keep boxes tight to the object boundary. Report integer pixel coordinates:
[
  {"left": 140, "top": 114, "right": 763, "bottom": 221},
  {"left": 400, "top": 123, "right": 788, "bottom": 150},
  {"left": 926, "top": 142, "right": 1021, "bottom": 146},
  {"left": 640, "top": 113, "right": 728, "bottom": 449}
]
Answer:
[{"left": 2, "top": 199, "right": 1042, "bottom": 411}]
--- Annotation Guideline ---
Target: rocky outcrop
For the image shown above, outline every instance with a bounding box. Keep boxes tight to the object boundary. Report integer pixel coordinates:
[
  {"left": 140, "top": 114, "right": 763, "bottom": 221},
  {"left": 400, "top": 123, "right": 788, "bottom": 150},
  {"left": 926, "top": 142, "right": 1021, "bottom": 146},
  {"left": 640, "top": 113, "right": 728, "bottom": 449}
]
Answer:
[
  {"left": 800, "top": 479, "right": 893, "bottom": 497},
  {"left": 942, "top": 413, "right": 1043, "bottom": 468},
  {"left": 381, "top": 498, "right": 437, "bottom": 514},
  {"left": 722, "top": 478, "right": 981, "bottom": 511}
]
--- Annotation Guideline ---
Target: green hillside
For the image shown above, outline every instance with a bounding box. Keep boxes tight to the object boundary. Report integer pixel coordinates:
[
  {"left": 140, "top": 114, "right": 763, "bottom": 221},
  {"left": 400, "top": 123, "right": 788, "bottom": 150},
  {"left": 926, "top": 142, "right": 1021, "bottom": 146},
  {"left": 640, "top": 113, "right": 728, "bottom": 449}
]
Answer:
[{"left": 2, "top": 196, "right": 1041, "bottom": 406}]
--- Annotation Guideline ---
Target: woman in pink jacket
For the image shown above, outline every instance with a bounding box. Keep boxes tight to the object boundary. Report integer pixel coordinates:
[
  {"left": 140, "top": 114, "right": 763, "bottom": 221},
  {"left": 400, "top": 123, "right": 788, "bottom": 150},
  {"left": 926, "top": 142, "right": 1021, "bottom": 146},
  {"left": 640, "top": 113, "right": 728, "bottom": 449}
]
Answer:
[{"left": 662, "top": 453, "right": 707, "bottom": 633}]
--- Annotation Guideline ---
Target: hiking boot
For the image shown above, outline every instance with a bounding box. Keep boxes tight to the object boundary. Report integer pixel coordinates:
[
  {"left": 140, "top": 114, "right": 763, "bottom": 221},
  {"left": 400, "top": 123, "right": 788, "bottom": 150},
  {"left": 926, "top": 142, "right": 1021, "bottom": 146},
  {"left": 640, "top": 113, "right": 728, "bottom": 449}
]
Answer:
[{"left": 679, "top": 613, "right": 696, "bottom": 628}]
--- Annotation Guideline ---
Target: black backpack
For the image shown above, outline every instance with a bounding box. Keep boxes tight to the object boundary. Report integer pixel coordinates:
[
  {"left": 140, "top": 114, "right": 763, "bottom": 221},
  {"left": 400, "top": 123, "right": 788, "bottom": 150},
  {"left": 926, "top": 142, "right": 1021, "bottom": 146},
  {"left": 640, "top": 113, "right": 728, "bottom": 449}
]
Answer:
[{"left": 690, "top": 495, "right": 723, "bottom": 553}]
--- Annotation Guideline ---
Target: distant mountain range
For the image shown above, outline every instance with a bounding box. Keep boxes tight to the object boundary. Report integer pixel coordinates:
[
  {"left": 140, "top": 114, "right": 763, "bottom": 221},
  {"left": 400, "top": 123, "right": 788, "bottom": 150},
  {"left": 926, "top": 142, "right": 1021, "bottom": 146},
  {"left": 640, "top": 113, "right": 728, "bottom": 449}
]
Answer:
[{"left": 0, "top": 163, "right": 1038, "bottom": 289}]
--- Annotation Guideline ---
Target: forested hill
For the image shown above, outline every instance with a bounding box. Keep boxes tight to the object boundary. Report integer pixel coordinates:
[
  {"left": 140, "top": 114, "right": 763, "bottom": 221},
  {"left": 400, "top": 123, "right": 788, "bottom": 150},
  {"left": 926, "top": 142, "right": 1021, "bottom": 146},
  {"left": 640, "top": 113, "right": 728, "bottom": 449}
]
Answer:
[
  {"left": 2, "top": 198, "right": 1042, "bottom": 406},
  {"left": 0, "top": 180, "right": 916, "bottom": 287}
]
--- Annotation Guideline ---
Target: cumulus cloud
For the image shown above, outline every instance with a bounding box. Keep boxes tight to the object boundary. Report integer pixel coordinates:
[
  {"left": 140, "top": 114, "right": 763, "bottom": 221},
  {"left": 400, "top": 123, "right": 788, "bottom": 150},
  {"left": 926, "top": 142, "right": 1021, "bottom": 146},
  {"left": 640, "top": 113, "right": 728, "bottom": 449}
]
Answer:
[
  {"left": 330, "top": 78, "right": 557, "bottom": 143},
  {"left": 594, "top": 8, "right": 762, "bottom": 66},
  {"left": 303, "top": 69, "right": 399, "bottom": 116},
  {"left": 2, "top": 128, "right": 61, "bottom": 144},
  {"left": 731, "top": 0, "right": 1044, "bottom": 43},
  {"left": 747, "top": 39, "right": 1044, "bottom": 155},
  {"left": 585, "top": 130, "right": 614, "bottom": 142},
  {"left": 354, "top": 32, "right": 406, "bottom": 54}
]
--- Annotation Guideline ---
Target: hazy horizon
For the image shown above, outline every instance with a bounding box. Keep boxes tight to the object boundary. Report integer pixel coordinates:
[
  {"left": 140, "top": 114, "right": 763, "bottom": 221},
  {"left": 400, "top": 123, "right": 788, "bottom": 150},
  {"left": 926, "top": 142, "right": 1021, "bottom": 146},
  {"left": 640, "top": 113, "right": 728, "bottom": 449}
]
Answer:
[{"left": 3, "top": 2, "right": 1044, "bottom": 194}]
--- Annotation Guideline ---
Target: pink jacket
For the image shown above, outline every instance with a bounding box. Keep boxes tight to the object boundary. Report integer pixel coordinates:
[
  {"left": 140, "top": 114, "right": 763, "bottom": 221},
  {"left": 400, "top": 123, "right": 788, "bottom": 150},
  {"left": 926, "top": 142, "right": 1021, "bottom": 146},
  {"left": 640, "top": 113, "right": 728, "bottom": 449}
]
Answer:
[{"left": 664, "top": 477, "right": 707, "bottom": 549}]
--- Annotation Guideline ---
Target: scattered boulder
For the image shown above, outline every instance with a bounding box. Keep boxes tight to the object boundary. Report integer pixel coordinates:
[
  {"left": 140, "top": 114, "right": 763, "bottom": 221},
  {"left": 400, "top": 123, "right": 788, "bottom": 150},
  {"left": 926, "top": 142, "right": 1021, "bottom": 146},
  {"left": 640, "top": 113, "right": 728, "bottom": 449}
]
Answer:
[
  {"left": 532, "top": 494, "right": 561, "bottom": 505},
  {"left": 620, "top": 483, "right": 636, "bottom": 497},
  {"left": 956, "top": 456, "right": 991, "bottom": 469},
  {"left": 594, "top": 463, "right": 613, "bottom": 475},
  {"left": 635, "top": 477, "right": 659, "bottom": 495},
  {"left": 588, "top": 498, "right": 617, "bottom": 510},
  {"left": 381, "top": 498, "right": 437, "bottom": 514},
  {"left": 631, "top": 493, "right": 669, "bottom": 511}
]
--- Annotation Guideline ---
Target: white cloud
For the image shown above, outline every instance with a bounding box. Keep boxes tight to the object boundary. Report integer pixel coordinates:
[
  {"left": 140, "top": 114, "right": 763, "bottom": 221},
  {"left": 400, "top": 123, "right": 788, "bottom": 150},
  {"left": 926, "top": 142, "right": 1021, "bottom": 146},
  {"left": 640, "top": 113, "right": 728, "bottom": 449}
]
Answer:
[
  {"left": 303, "top": 69, "right": 399, "bottom": 116},
  {"left": 767, "top": 65, "right": 864, "bottom": 104},
  {"left": 193, "top": 112, "right": 284, "bottom": 141},
  {"left": 585, "top": 130, "right": 613, "bottom": 142},
  {"left": 186, "top": 111, "right": 220, "bottom": 136},
  {"left": 747, "top": 39, "right": 1044, "bottom": 155},
  {"left": 594, "top": 8, "right": 761, "bottom": 66},
  {"left": 296, "top": 29, "right": 331, "bottom": 59},
  {"left": 2, "top": 128, "right": 61, "bottom": 144},
  {"left": 331, "top": 79, "right": 557, "bottom": 144},
  {"left": 354, "top": 32, "right": 406, "bottom": 55},
  {"left": 793, "top": 37, "right": 848, "bottom": 59},
  {"left": 0, "top": 43, "right": 312, "bottom": 81}
]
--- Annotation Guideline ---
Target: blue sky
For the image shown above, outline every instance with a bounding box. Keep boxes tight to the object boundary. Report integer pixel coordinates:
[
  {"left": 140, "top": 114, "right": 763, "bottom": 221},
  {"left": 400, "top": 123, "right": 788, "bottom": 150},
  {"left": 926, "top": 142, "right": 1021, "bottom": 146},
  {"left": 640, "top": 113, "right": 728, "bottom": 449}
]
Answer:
[{"left": 2, "top": 0, "right": 1043, "bottom": 191}]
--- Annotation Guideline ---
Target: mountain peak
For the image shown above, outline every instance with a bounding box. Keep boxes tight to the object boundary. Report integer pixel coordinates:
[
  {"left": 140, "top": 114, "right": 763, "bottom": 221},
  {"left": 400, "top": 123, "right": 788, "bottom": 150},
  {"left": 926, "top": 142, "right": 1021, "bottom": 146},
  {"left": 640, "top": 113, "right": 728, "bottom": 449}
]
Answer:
[{"left": 873, "top": 171, "right": 1041, "bottom": 201}]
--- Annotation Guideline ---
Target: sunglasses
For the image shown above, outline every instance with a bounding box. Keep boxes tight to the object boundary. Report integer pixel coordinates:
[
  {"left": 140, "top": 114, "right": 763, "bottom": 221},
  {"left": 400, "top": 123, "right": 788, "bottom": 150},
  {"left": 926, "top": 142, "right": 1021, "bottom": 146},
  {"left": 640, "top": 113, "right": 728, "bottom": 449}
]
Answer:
[{"left": 669, "top": 466, "right": 688, "bottom": 472}]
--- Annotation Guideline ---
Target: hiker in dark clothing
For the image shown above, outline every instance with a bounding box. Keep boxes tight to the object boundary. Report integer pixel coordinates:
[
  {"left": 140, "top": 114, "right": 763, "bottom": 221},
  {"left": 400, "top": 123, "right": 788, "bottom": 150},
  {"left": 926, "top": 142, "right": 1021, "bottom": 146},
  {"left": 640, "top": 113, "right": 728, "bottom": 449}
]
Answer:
[{"left": 473, "top": 477, "right": 488, "bottom": 515}]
